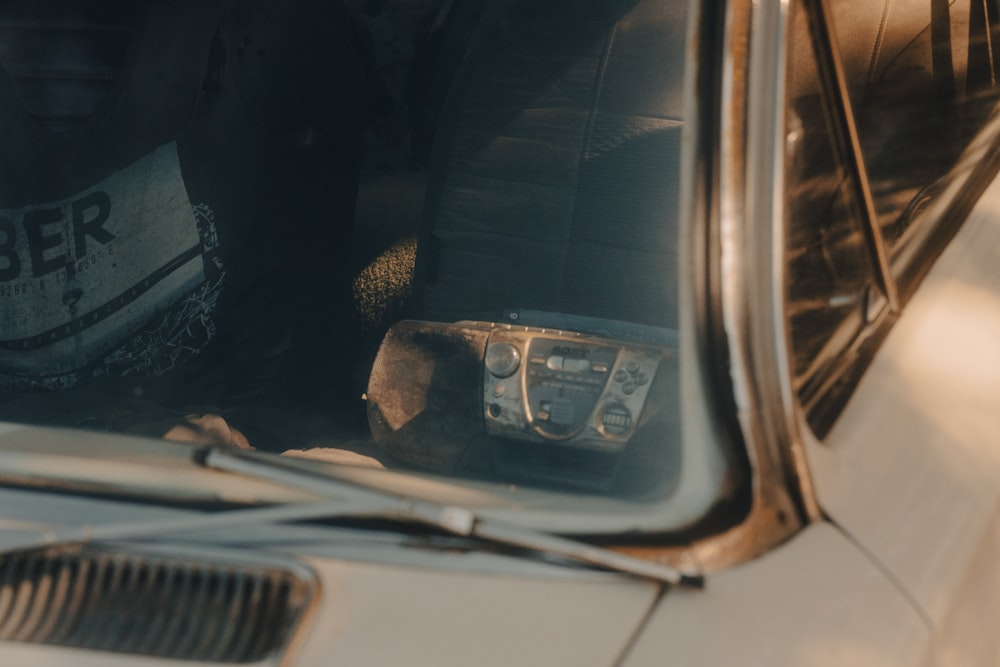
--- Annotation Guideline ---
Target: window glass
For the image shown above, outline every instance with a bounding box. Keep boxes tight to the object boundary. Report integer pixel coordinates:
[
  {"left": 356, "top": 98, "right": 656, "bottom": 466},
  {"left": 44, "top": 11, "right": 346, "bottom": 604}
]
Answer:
[
  {"left": 0, "top": 0, "right": 741, "bottom": 535},
  {"left": 829, "top": 0, "right": 1000, "bottom": 266},
  {"left": 785, "top": 0, "right": 881, "bottom": 422},
  {"left": 786, "top": 0, "right": 1000, "bottom": 433}
]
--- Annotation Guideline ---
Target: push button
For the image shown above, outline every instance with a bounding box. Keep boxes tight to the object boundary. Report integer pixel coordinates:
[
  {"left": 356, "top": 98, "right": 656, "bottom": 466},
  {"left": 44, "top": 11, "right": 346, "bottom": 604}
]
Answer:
[{"left": 601, "top": 404, "right": 633, "bottom": 435}]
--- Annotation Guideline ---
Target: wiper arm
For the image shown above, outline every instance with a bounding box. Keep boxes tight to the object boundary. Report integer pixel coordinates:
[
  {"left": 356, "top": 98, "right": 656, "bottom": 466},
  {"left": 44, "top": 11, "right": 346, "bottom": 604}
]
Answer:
[
  {"left": 19, "top": 447, "right": 704, "bottom": 589},
  {"left": 197, "top": 448, "right": 705, "bottom": 589}
]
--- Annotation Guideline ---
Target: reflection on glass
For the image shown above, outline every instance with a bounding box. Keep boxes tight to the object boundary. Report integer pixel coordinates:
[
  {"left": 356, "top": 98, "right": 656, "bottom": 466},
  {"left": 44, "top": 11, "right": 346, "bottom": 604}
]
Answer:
[
  {"left": 785, "top": 0, "right": 878, "bottom": 423},
  {"left": 786, "top": 0, "right": 1000, "bottom": 434},
  {"left": 827, "top": 0, "right": 1000, "bottom": 259}
]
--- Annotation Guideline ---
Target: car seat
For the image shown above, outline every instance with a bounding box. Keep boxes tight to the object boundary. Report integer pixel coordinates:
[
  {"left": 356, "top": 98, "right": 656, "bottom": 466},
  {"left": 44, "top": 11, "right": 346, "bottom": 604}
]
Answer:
[
  {"left": 0, "top": 0, "right": 136, "bottom": 134},
  {"left": 410, "top": 0, "right": 687, "bottom": 330},
  {"left": 366, "top": 0, "right": 692, "bottom": 493}
]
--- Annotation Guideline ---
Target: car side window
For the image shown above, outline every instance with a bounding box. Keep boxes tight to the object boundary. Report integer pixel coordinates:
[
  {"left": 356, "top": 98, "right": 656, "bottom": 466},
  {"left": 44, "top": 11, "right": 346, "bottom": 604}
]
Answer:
[
  {"left": 785, "top": 0, "right": 882, "bottom": 432},
  {"left": 784, "top": 0, "right": 1000, "bottom": 436},
  {"left": 830, "top": 0, "right": 1000, "bottom": 270}
]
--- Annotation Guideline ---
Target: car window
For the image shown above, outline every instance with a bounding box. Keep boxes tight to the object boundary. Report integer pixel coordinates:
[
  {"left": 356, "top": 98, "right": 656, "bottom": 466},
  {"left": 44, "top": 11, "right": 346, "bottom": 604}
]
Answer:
[
  {"left": 0, "top": 0, "right": 740, "bottom": 536},
  {"left": 785, "top": 14, "right": 879, "bottom": 426},
  {"left": 831, "top": 0, "right": 1000, "bottom": 272},
  {"left": 784, "top": 0, "right": 1000, "bottom": 435}
]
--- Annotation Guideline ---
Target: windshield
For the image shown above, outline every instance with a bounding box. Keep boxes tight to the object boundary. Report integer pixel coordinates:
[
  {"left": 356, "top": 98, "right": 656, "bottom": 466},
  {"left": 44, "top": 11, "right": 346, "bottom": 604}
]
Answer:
[{"left": 0, "top": 0, "right": 740, "bottom": 536}]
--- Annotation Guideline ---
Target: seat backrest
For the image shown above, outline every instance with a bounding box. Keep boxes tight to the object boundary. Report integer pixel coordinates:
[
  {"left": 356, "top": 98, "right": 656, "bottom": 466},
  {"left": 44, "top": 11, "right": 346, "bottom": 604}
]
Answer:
[
  {"left": 0, "top": 1, "right": 136, "bottom": 134},
  {"left": 411, "top": 0, "right": 688, "bottom": 330}
]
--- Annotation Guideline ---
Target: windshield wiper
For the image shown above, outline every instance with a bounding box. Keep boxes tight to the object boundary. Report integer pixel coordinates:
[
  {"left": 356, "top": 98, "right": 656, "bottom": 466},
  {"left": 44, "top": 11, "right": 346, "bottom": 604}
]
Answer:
[
  {"left": 197, "top": 448, "right": 705, "bottom": 588},
  {"left": 25, "top": 446, "right": 705, "bottom": 589}
]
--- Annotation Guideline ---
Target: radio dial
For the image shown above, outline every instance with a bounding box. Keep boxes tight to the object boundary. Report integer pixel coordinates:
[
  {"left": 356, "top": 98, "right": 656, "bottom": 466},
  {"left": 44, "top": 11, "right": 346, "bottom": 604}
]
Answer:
[{"left": 485, "top": 342, "right": 521, "bottom": 378}]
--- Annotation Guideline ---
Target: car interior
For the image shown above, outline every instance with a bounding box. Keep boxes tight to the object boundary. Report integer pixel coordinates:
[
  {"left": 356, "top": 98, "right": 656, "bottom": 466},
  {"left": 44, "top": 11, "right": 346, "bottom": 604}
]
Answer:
[{"left": 0, "top": 0, "right": 725, "bottom": 508}]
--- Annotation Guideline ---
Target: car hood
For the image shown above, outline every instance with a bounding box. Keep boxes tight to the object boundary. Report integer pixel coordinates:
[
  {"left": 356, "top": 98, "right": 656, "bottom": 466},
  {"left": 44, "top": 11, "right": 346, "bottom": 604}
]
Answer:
[{"left": 0, "top": 423, "right": 661, "bottom": 666}]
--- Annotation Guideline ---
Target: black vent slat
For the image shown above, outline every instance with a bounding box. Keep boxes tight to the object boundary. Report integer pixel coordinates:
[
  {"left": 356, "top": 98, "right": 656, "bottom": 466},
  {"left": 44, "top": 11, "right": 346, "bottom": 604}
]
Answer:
[
  {"left": 150, "top": 565, "right": 191, "bottom": 657},
  {"left": 0, "top": 546, "right": 313, "bottom": 663},
  {"left": 176, "top": 567, "right": 211, "bottom": 660},
  {"left": 247, "top": 578, "right": 276, "bottom": 661},
  {"left": 195, "top": 569, "right": 232, "bottom": 660},
  {"left": 29, "top": 555, "right": 70, "bottom": 642},
  {"left": 92, "top": 557, "right": 121, "bottom": 651},
  {"left": 253, "top": 579, "right": 288, "bottom": 663},
  {"left": 48, "top": 556, "right": 87, "bottom": 644},
  {"left": 209, "top": 573, "right": 246, "bottom": 663},
  {"left": 264, "top": 582, "right": 294, "bottom": 658},
  {"left": 12, "top": 555, "right": 54, "bottom": 641},
  {"left": 0, "top": 553, "right": 20, "bottom": 636},
  {"left": 98, "top": 556, "right": 134, "bottom": 652},
  {"left": 6, "top": 554, "right": 38, "bottom": 640},
  {"left": 133, "top": 563, "right": 176, "bottom": 657},
  {"left": 71, "top": 555, "right": 111, "bottom": 650},
  {"left": 228, "top": 576, "right": 253, "bottom": 663},
  {"left": 231, "top": 575, "right": 265, "bottom": 663},
  {"left": 110, "top": 561, "right": 145, "bottom": 653},
  {"left": 118, "top": 561, "right": 159, "bottom": 656},
  {"left": 0, "top": 554, "right": 22, "bottom": 637}
]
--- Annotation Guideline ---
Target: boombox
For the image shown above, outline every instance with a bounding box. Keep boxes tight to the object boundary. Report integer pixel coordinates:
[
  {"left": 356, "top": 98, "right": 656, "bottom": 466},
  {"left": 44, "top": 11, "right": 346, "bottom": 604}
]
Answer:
[{"left": 366, "top": 315, "right": 679, "bottom": 491}]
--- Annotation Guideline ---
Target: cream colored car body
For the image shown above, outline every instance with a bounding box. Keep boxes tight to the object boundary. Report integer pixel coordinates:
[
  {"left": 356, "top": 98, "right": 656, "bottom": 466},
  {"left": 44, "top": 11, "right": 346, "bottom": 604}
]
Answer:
[{"left": 3, "top": 0, "right": 1000, "bottom": 663}]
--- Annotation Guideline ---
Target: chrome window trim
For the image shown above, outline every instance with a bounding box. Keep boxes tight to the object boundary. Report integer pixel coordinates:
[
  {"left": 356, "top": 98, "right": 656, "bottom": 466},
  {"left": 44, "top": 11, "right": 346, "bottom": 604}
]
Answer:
[{"left": 682, "top": 0, "right": 821, "bottom": 570}]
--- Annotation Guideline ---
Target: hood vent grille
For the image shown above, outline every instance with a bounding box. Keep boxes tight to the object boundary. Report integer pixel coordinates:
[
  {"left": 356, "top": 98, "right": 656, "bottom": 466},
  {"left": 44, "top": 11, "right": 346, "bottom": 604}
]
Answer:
[{"left": 0, "top": 544, "right": 314, "bottom": 662}]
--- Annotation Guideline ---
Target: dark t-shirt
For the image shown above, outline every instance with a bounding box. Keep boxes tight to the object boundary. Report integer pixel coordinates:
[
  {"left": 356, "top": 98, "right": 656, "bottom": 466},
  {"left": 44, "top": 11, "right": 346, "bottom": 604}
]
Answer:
[{"left": 0, "top": 0, "right": 383, "bottom": 437}]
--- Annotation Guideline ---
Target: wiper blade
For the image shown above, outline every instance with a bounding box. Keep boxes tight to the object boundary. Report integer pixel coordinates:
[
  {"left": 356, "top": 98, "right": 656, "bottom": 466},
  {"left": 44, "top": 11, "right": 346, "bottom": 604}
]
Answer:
[
  {"left": 16, "top": 447, "right": 704, "bottom": 589},
  {"left": 197, "top": 448, "right": 705, "bottom": 588}
]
